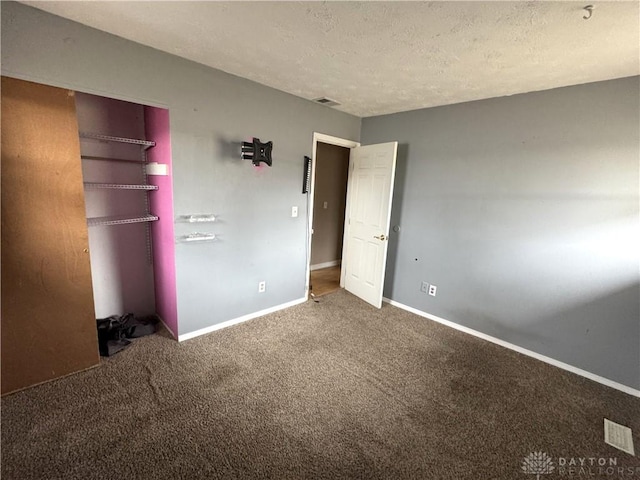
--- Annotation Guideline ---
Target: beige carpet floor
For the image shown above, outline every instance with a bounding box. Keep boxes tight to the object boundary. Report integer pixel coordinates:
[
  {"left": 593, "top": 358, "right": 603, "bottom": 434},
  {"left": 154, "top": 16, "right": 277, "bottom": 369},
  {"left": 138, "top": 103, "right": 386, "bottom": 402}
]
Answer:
[{"left": 2, "top": 289, "right": 639, "bottom": 479}]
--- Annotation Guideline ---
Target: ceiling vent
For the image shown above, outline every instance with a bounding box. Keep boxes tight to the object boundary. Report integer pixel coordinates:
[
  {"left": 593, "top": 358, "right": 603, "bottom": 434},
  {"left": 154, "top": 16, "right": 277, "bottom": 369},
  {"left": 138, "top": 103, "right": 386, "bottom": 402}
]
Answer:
[{"left": 313, "top": 97, "right": 340, "bottom": 107}]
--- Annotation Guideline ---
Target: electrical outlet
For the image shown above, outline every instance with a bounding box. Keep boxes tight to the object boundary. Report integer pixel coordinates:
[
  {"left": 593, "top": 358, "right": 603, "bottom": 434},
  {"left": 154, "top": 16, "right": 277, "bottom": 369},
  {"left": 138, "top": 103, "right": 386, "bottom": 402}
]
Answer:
[
  {"left": 428, "top": 284, "right": 437, "bottom": 296},
  {"left": 420, "top": 281, "right": 428, "bottom": 293},
  {"left": 323, "top": 201, "right": 328, "bottom": 209},
  {"left": 258, "top": 281, "right": 266, "bottom": 293},
  {"left": 291, "top": 206, "right": 298, "bottom": 218}
]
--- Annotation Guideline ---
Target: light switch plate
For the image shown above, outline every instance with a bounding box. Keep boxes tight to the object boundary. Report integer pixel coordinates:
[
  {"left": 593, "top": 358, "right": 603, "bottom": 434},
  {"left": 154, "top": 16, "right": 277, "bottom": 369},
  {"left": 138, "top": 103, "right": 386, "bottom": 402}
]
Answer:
[
  {"left": 147, "top": 162, "right": 168, "bottom": 176},
  {"left": 291, "top": 206, "right": 298, "bottom": 218}
]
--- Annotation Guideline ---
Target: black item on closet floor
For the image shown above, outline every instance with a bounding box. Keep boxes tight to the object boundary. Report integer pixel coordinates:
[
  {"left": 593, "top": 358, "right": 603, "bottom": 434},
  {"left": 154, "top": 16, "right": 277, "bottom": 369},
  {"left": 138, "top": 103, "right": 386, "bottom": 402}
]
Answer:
[{"left": 97, "top": 313, "right": 160, "bottom": 357}]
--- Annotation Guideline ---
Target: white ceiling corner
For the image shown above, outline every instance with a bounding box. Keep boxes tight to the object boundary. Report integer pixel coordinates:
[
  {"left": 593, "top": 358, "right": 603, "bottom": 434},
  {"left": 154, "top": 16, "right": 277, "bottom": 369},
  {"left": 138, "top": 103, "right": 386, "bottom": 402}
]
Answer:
[{"left": 19, "top": 1, "right": 640, "bottom": 117}]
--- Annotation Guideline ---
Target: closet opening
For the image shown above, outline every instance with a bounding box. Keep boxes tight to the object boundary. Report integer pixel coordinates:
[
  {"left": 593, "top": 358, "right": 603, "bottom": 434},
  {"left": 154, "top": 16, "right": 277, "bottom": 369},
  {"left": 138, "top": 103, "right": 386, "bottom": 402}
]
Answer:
[{"left": 76, "top": 92, "right": 178, "bottom": 339}]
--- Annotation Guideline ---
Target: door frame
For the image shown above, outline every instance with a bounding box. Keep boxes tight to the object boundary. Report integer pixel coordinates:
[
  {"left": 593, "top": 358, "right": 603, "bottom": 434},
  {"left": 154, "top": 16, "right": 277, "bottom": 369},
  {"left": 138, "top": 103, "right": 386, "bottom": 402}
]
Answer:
[{"left": 306, "top": 133, "right": 360, "bottom": 299}]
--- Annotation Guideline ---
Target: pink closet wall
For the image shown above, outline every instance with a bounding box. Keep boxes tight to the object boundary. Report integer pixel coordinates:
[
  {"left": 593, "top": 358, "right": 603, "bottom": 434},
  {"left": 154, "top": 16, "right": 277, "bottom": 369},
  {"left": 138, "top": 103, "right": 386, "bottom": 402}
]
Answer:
[{"left": 144, "top": 107, "right": 178, "bottom": 337}]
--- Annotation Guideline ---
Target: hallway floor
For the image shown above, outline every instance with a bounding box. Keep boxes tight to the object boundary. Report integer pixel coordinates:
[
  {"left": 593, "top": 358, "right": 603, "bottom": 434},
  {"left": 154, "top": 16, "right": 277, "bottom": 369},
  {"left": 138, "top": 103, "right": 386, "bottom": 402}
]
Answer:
[{"left": 310, "top": 265, "right": 341, "bottom": 297}]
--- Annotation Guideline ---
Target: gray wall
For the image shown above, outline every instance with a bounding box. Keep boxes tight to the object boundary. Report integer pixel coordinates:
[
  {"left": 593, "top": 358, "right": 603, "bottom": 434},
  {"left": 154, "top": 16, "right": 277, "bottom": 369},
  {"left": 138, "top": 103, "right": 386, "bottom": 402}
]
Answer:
[
  {"left": 310, "top": 142, "right": 350, "bottom": 267},
  {"left": 362, "top": 77, "right": 640, "bottom": 390},
  {"left": 1, "top": 2, "right": 360, "bottom": 336}
]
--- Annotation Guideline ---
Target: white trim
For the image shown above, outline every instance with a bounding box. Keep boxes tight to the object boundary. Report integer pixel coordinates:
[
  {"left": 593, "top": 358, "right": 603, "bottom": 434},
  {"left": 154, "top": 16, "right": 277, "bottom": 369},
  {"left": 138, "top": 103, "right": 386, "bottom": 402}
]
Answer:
[
  {"left": 310, "top": 260, "right": 341, "bottom": 271},
  {"left": 339, "top": 148, "right": 355, "bottom": 290},
  {"left": 306, "top": 133, "right": 360, "bottom": 300},
  {"left": 313, "top": 133, "right": 361, "bottom": 150},
  {"left": 382, "top": 297, "right": 640, "bottom": 398},
  {"left": 178, "top": 297, "right": 307, "bottom": 342}
]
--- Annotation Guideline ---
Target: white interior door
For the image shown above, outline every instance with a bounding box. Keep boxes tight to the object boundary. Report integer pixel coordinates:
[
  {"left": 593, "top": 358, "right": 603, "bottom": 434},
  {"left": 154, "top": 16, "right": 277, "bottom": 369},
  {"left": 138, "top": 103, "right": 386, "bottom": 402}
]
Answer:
[{"left": 343, "top": 141, "right": 398, "bottom": 308}]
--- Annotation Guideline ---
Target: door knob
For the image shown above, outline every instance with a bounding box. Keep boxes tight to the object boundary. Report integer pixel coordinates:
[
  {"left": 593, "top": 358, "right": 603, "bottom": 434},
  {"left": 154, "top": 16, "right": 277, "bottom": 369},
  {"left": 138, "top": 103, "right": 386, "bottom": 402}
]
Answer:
[{"left": 373, "top": 234, "right": 387, "bottom": 241}]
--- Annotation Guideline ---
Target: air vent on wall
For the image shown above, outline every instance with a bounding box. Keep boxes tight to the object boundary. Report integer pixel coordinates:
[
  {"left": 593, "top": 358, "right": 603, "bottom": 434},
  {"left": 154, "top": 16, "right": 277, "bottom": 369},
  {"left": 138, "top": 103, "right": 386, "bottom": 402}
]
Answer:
[{"left": 312, "top": 97, "right": 341, "bottom": 107}]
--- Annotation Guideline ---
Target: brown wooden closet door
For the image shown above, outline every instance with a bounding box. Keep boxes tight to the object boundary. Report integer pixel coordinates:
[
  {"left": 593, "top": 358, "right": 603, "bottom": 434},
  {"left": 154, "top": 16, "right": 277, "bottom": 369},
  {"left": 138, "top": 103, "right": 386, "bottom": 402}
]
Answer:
[{"left": 1, "top": 77, "right": 99, "bottom": 395}]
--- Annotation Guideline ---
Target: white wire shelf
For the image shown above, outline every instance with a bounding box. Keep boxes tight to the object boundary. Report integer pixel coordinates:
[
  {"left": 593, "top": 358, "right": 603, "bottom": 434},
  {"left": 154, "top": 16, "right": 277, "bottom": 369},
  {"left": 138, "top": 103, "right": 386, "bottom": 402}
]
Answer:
[
  {"left": 80, "top": 132, "right": 156, "bottom": 150},
  {"left": 81, "top": 155, "right": 146, "bottom": 164},
  {"left": 87, "top": 214, "right": 159, "bottom": 227},
  {"left": 84, "top": 182, "right": 158, "bottom": 191}
]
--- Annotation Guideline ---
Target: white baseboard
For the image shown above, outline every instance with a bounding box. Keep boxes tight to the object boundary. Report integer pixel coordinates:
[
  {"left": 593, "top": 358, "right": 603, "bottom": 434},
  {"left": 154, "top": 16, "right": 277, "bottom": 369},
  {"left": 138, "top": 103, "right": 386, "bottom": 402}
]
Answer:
[
  {"left": 178, "top": 297, "right": 307, "bottom": 342},
  {"left": 382, "top": 297, "right": 640, "bottom": 398},
  {"left": 310, "top": 260, "right": 341, "bottom": 271}
]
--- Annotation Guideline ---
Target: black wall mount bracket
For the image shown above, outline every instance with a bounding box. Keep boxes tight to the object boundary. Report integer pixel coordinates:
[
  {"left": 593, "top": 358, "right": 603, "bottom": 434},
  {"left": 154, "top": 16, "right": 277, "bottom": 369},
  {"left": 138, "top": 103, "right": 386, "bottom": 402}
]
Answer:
[{"left": 242, "top": 138, "right": 273, "bottom": 167}]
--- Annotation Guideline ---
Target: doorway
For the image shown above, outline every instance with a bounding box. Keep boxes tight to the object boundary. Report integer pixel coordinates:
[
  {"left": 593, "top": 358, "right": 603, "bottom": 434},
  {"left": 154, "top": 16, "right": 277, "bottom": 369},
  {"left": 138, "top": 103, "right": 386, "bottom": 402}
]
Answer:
[
  {"left": 309, "top": 142, "right": 349, "bottom": 297},
  {"left": 306, "top": 134, "right": 359, "bottom": 298},
  {"left": 306, "top": 133, "right": 398, "bottom": 308}
]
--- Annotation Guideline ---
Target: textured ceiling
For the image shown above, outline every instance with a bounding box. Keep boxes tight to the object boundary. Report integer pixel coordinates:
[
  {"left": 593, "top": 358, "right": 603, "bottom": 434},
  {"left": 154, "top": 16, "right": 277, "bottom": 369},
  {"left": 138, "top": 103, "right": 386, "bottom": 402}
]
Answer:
[{"left": 20, "top": 1, "right": 640, "bottom": 117}]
